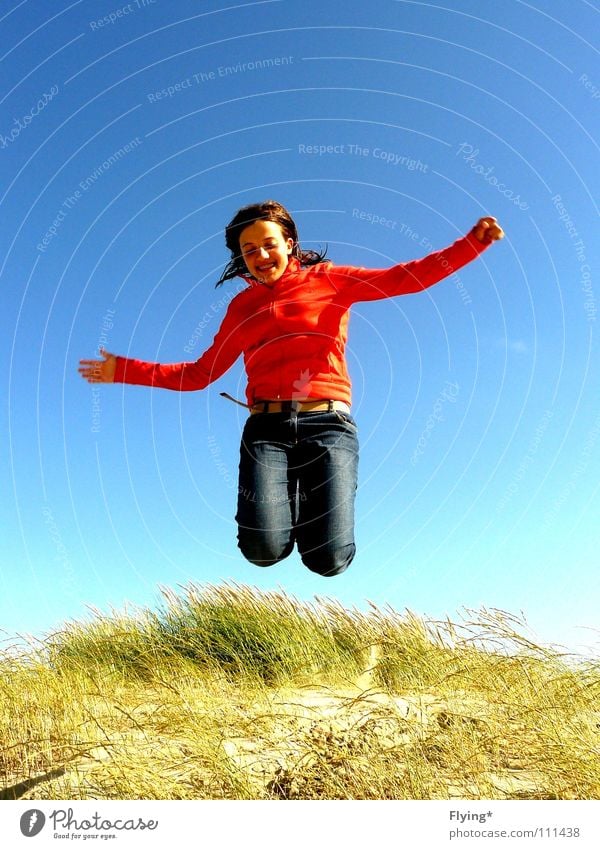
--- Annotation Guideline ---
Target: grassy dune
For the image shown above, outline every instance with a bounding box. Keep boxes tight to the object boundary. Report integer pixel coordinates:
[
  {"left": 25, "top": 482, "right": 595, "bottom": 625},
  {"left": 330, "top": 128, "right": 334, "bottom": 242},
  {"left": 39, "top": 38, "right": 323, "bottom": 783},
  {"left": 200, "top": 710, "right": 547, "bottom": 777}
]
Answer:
[{"left": 1, "top": 583, "right": 598, "bottom": 800}]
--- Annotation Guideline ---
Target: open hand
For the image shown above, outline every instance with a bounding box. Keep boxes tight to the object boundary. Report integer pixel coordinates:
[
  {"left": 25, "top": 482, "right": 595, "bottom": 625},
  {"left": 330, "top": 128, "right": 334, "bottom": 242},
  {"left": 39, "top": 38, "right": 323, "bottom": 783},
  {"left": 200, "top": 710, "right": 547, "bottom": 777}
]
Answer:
[
  {"left": 78, "top": 346, "right": 117, "bottom": 383},
  {"left": 472, "top": 216, "right": 504, "bottom": 244}
]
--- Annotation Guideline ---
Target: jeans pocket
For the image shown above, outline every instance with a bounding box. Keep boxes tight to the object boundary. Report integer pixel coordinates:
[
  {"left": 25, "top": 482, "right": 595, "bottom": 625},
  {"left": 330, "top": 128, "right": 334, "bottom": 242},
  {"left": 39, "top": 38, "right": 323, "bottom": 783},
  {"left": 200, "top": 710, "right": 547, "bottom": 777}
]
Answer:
[{"left": 334, "top": 410, "right": 358, "bottom": 429}]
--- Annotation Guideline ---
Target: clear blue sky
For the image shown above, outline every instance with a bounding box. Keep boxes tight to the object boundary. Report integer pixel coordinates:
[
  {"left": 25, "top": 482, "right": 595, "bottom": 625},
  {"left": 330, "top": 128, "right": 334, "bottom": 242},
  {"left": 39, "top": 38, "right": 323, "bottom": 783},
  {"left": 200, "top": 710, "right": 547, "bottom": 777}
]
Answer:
[{"left": 2, "top": 0, "right": 599, "bottom": 655}]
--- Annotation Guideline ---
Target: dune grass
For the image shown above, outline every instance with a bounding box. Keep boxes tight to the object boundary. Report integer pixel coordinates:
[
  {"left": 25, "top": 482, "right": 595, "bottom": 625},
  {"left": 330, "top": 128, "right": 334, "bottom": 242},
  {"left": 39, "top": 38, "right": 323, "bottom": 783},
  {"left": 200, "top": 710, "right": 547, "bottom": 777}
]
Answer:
[{"left": 1, "top": 583, "right": 598, "bottom": 800}]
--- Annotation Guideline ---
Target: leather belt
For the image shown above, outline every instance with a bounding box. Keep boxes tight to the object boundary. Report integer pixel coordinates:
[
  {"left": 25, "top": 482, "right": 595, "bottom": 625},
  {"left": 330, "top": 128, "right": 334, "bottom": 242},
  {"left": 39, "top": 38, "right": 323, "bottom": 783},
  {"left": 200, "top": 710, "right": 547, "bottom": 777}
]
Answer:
[{"left": 250, "top": 399, "right": 351, "bottom": 415}]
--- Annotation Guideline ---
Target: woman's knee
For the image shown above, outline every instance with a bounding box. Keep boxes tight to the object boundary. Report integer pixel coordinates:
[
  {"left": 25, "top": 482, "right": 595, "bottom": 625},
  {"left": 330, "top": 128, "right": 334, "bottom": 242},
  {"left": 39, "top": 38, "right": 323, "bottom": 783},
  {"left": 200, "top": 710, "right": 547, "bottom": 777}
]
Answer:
[
  {"left": 300, "top": 543, "right": 355, "bottom": 577},
  {"left": 237, "top": 529, "right": 294, "bottom": 567}
]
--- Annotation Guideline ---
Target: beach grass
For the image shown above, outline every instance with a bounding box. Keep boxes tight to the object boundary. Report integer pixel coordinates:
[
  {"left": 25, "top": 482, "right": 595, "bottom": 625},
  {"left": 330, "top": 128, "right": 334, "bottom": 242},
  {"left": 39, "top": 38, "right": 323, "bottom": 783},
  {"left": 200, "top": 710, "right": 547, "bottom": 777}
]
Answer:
[{"left": 1, "top": 583, "right": 598, "bottom": 800}]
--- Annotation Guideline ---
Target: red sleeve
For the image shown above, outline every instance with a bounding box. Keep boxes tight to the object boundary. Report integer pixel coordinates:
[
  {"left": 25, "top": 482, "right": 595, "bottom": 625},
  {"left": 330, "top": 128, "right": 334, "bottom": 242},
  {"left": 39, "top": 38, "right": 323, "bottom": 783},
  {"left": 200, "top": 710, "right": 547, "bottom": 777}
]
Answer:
[
  {"left": 113, "top": 298, "right": 244, "bottom": 391},
  {"left": 328, "top": 231, "right": 490, "bottom": 303}
]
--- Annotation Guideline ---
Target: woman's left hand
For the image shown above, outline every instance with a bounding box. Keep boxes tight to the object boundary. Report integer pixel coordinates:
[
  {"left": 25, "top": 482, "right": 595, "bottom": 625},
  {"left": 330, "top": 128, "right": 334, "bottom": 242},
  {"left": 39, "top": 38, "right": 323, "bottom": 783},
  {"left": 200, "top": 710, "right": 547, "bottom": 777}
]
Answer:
[{"left": 472, "top": 216, "right": 504, "bottom": 244}]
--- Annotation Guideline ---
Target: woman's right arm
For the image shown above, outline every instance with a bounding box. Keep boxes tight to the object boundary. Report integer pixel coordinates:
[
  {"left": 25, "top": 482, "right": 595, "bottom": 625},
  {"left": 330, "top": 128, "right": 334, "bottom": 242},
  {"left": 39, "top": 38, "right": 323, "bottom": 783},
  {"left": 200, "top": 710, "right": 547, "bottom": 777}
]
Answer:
[{"left": 78, "top": 299, "right": 244, "bottom": 391}]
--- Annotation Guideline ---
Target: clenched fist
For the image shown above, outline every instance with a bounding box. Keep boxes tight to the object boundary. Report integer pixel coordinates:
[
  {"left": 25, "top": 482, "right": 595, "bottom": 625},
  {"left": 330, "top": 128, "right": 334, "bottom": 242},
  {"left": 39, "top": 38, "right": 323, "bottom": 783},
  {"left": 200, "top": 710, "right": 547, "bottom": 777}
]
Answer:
[{"left": 472, "top": 216, "right": 504, "bottom": 244}]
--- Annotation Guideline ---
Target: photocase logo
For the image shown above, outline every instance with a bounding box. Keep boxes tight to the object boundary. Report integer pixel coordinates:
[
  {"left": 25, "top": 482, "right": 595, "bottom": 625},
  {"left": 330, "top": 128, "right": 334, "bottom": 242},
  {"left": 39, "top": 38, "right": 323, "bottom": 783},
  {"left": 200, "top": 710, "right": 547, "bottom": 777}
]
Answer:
[
  {"left": 292, "top": 369, "right": 313, "bottom": 400},
  {"left": 20, "top": 810, "right": 46, "bottom": 837}
]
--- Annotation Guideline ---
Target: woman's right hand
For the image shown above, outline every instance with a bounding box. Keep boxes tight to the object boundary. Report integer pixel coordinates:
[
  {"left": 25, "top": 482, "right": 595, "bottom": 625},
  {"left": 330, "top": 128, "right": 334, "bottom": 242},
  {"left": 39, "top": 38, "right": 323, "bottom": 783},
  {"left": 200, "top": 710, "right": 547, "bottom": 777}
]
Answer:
[{"left": 78, "top": 346, "right": 117, "bottom": 383}]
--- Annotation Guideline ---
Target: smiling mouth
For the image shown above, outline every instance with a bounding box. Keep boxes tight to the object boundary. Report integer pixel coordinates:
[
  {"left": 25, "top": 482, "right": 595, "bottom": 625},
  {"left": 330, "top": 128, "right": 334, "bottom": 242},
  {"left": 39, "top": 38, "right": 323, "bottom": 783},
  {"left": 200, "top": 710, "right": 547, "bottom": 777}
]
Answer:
[{"left": 257, "top": 263, "right": 276, "bottom": 272}]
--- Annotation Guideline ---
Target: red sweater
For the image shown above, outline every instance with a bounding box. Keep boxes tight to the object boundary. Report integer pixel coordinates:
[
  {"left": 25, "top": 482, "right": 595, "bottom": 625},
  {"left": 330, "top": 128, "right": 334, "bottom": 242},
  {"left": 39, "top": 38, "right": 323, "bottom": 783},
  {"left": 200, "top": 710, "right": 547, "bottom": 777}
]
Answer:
[{"left": 114, "top": 231, "right": 489, "bottom": 406}]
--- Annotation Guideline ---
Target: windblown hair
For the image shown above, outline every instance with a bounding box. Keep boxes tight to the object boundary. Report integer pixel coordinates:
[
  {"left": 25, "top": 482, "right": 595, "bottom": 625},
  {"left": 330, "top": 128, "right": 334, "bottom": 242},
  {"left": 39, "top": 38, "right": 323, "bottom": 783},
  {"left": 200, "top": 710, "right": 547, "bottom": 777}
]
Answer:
[{"left": 215, "top": 200, "right": 328, "bottom": 286}]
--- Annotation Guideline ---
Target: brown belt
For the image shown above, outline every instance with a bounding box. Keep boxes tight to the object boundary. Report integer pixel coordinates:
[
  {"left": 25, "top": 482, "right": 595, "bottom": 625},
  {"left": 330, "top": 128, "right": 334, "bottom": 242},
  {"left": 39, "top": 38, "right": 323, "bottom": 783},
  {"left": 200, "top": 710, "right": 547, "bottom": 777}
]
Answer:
[{"left": 250, "top": 399, "right": 351, "bottom": 415}]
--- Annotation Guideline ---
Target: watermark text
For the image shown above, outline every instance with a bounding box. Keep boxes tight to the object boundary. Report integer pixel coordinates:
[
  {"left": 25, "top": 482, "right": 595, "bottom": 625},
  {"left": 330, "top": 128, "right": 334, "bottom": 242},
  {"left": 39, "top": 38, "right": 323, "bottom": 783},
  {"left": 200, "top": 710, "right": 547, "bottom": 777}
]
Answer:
[
  {"left": 37, "top": 137, "right": 142, "bottom": 252},
  {"left": 496, "top": 409, "right": 554, "bottom": 511},
  {"left": 579, "top": 73, "right": 600, "bottom": 100},
  {"left": 1, "top": 85, "right": 59, "bottom": 150},
  {"left": 299, "top": 142, "right": 428, "bottom": 172},
  {"left": 552, "top": 193, "right": 596, "bottom": 321},
  {"left": 90, "top": 0, "right": 157, "bottom": 30},
  {"left": 410, "top": 381, "right": 460, "bottom": 466},
  {"left": 147, "top": 56, "right": 294, "bottom": 101},
  {"left": 456, "top": 143, "right": 529, "bottom": 210}
]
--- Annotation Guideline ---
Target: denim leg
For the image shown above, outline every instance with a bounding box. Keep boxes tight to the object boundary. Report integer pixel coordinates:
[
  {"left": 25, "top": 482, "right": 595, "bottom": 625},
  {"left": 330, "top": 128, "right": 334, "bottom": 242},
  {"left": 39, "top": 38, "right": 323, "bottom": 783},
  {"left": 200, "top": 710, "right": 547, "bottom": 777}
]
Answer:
[
  {"left": 294, "top": 412, "right": 359, "bottom": 577},
  {"left": 235, "top": 416, "right": 296, "bottom": 566}
]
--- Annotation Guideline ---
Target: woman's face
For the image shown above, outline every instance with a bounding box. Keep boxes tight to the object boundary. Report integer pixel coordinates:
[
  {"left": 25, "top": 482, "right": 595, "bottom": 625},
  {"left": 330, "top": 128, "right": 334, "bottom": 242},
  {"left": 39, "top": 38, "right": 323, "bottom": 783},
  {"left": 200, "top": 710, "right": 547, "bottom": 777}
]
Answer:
[{"left": 239, "top": 219, "right": 294, "bottom": 285}]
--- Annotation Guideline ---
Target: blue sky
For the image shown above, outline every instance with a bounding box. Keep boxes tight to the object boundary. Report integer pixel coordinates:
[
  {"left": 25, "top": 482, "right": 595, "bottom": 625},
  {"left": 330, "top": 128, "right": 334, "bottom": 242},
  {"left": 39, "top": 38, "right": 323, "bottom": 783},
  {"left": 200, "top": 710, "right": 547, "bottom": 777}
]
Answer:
[{"left": 1, "top": 0, "right": 599, "bottom": 656}]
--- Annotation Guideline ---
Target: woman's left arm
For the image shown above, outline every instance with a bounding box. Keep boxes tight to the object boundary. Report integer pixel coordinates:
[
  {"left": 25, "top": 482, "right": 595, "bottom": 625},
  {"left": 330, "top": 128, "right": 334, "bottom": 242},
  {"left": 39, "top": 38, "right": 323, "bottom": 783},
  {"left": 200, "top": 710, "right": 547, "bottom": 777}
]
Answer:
[{"left": 331, "top": 216, "right": 504, "bottom": 302}]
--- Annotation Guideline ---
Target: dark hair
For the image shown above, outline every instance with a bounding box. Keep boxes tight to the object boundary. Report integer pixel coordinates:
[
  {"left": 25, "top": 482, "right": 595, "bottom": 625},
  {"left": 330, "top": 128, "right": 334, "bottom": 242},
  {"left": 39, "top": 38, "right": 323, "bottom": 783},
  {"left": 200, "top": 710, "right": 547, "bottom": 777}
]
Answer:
[{"left": 215, "top": 200, "right": 328, "bottom": 286}]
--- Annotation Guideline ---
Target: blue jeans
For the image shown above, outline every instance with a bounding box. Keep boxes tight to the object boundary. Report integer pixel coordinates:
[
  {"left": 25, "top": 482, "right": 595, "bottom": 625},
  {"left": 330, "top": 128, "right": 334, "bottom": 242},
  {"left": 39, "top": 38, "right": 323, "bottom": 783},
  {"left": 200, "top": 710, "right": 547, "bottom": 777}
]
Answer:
[{"left": 235, "top": 409, "right": 359, "bottom": 576}]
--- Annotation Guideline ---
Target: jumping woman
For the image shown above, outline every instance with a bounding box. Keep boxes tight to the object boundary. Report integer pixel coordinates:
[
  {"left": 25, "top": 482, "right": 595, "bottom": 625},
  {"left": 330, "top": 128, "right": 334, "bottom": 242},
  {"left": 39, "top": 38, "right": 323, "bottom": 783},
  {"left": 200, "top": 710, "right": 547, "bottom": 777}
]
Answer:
[{"left": 78, "top": 201, "right": 503, "bottom": 577}]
